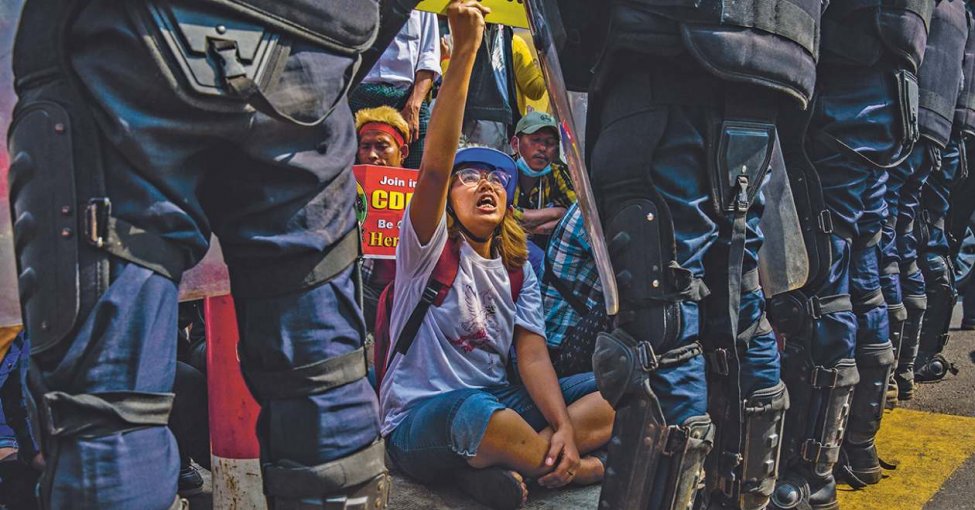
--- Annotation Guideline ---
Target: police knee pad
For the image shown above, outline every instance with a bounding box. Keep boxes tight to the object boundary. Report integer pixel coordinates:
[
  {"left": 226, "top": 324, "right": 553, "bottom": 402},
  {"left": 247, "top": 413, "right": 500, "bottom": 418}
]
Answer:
[
  {"left": 768, "top": 290, "right": 852, "bottom": 345},
  {"left": 264, "top": 441, "right": 390, "bottom": 510}
]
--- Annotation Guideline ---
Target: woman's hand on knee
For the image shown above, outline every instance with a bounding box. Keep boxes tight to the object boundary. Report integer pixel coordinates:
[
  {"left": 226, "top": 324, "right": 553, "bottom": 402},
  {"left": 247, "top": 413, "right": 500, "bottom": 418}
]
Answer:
[{"left": 537, "top": 425, "right": 581, "bottom": 488}]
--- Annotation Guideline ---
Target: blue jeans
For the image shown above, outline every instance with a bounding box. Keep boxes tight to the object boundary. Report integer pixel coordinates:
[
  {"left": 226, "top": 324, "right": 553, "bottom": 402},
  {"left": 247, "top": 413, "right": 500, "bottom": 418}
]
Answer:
[
  {"left": 0, "top": 333, "right": 34, "bottom": 456},
  {"left": 386, "top": 373, "right": 599, "bottom": 484},
  {"left": 19, "top": 2, "right": 381, "bottom": 508}
]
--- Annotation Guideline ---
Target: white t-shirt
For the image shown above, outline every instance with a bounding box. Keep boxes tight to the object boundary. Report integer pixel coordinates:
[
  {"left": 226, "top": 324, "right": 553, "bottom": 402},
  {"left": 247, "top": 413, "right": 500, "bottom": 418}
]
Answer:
[{"left": 379, "top": 205, "right": 546, "bottom": 436}]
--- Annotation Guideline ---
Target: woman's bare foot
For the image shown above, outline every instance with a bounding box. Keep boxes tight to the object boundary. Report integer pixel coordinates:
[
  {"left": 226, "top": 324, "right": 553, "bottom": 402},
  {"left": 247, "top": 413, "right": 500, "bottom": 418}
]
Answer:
[
  {"left": 572, "top": 456, "right": 605, "bottom": 486},
  {"left": 510, "top": 470, "right": 529, "bottom": 505}
]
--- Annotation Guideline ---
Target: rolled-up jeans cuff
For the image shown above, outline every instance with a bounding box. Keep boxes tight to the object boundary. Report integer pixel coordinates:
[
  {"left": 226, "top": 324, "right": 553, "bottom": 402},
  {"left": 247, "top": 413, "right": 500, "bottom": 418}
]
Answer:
[{"left": 449, "top": 395, "right": 505, "bottom": 458}]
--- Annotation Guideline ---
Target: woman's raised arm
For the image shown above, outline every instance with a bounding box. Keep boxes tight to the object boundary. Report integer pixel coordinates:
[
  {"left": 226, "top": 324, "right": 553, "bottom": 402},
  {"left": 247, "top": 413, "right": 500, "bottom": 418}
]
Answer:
[{"left": 408, "top": 0, "right": 488, "bottom": 244}]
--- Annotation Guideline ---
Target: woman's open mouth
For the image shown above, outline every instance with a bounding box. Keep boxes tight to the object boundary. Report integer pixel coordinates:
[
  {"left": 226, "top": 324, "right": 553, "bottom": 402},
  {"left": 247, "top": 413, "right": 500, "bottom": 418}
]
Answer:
[{"left": 476, "top": 193, "right": 498, "bottom": 213}]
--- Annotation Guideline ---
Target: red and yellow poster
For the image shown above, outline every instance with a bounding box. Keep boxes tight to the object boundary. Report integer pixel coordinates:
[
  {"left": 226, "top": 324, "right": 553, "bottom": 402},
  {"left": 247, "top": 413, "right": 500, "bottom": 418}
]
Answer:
[{"left": 353, "top": 165, "right": 418, "bottom": 259}]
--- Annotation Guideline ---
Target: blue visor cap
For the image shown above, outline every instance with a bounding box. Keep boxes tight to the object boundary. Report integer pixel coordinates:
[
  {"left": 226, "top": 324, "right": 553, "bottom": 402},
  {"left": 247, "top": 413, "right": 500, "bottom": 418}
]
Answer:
[{"left": 453, "top": 147, "right": 518, "bottom": 206}]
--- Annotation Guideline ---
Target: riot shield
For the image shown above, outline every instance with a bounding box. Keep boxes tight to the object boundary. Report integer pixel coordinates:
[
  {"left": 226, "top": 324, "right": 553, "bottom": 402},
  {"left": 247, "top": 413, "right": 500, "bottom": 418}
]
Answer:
[{"left": 525, "top": 0, "right": 619, "bottom": 315}]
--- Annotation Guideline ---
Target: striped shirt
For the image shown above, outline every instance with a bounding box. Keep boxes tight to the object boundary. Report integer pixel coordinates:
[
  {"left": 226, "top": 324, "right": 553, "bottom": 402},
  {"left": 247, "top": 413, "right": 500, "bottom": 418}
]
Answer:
[{"left": 541, "top": 204, "right": 604, "bottom": 348}]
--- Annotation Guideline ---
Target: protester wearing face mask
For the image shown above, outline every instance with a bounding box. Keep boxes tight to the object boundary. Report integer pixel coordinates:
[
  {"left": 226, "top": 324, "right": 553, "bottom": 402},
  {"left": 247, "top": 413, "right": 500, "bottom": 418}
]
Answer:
[{"left": 508, "top": 112, "right": 576, "bottom": 251}]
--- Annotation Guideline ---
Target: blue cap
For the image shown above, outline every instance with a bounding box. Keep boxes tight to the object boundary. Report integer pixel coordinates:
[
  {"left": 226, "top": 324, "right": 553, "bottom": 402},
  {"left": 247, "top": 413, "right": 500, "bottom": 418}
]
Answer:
[{"left": 453, "top": 147, "right": 518, "bottom": 206}]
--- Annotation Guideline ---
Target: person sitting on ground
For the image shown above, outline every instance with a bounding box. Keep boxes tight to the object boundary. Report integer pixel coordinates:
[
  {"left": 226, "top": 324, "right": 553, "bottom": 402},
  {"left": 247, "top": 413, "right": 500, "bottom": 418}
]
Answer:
[
  {"left": 509, "top": 111, "right": 575, "bottom": 251},
  {"left": 541, "top": 204, "right": 611, "bottom": 377},
  {"left": 354, "top": 106, "right": 412, "bottom": 336},
  {"left": 379, "top": 3, "right": 614, "bottom": 509}
]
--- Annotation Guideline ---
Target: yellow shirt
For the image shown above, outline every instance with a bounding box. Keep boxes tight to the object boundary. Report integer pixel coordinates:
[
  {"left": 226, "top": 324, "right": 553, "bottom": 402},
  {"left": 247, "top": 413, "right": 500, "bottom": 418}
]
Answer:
[
  {"left": 510, "top": 34, "right": 549, "bottom": 115},
  {"left": 441, "top": 34, "right": 550, "bottom": 116}
]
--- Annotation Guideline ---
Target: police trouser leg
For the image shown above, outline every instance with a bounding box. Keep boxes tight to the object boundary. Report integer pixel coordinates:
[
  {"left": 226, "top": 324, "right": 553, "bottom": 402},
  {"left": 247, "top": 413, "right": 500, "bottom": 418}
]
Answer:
[
  {"left": 914, "top": 136, "right": 965, "bottom": 382},
  {"left": 22, "top": 263, "right": 182, "bottom": 510},
  {"left": 773, "top": 57, "right": 913, "bottom": 508},
  {"left": 894, "top": 142, "right": 940, "bottom": 396},
  {"left": 838, "top": 235, "right": 895, "bottom": 487},
  {"left": 11, "top": 1, "right": 387, "bottom": 507},
  {"left": 589, "top": 59, "right": 717, "bottom": 510},
  {"left": 703, "top": 286, "right": 787, "bottom": 510},
  {"left": 769, "top": 234, "right": 858, "bottom": 510},
  {"left": 701, "top": 143, "right": 787, "bottom": 509},
  {"left": 234, "top": 266, "right": 388, "bottom": 509},
  {"left": 880, "top": 156, "right": 911, "bottom": 407}
]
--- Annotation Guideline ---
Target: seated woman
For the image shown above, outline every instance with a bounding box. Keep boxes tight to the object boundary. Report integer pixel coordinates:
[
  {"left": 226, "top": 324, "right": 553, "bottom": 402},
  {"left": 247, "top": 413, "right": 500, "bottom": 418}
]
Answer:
[{"left": 378, "top": 3, "right": 614, "bottom": 509}]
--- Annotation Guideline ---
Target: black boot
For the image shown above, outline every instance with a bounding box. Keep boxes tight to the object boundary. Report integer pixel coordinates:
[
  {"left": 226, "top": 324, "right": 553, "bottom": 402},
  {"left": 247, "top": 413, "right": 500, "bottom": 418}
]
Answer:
[{"left": 837, "top": 342, "right": 895, "bottom": 487}]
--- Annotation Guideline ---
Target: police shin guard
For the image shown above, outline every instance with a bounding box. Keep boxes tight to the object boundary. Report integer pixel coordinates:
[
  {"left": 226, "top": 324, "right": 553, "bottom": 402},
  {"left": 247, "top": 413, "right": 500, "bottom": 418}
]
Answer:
[
  {"left": 707, "top": 382, "right": 789, "bottom": 510},
  {"left": 837, "top": 342, "right": 896, "bottom": 487},
  {"left": 772, "top": 351, "right": 858, "bottom": 510},
  {"left": 896, "top": 298, "right": 927, "bottom": 400},
  {"left": 915, "top": 257, "right": 959, "bottom": 383},
  {"left": 262, "top": 442, "right": 390, "bottom": 510},
  {"left": 241, "top": 353, "right": 390, "bottom": 510},
  {"left": 885, "top": 304, "right": 907, "bottom": 408},
  {"left": 593, "top": 197, "right": 714, "bottom": 510}
]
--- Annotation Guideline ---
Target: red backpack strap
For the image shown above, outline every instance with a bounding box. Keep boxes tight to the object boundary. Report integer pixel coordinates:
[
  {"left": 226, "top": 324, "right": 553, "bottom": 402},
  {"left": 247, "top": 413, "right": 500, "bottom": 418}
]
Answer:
[
  {"left": 391, "top": 237, "right": 461, "bottom": 358},
  {"left": 508, "top": 264, "right": 525, "bottom": 304},
  {"left": 429, "top": 237, "right": 462, "bottom": 306}
]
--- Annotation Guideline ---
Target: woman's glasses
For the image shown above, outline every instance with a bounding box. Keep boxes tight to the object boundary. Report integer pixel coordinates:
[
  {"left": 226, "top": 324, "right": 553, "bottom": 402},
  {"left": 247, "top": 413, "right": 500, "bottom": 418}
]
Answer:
[{"left": 455, "top": 167, "right": 511, "bottom": 189}]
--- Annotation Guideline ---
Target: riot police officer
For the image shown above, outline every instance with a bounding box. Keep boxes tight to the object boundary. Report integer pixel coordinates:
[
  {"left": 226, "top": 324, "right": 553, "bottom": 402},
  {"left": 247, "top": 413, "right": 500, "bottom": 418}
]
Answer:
[
  {"left": 912, "top": 1, "right": 975, "bottom": 386},
  {"left": 543, "top": 0, "right": 824, "bottom": 508},
  {"left": 881, "top": 0, "right": 970, "bottom": 401},
  {"left": 770, "top": 1, "right": 935, "bottom": 508},
  {"left": 7, "top": 0, "right": 405, "bottom": 508}
]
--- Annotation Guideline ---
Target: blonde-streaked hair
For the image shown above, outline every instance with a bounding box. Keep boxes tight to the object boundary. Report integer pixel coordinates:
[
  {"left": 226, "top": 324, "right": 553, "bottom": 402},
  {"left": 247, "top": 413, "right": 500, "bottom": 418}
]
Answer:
[
  {"left": 447, "top": 177, "right": 528, "bottom": 272},
  {"left": 354, "top": 106, "right": 410, "bottom": 141}
]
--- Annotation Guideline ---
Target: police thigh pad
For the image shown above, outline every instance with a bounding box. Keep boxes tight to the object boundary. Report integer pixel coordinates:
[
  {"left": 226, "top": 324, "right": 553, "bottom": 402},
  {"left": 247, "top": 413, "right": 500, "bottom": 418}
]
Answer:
[{"left": 9, "top": 0, "right": 197, "bottom": 359}]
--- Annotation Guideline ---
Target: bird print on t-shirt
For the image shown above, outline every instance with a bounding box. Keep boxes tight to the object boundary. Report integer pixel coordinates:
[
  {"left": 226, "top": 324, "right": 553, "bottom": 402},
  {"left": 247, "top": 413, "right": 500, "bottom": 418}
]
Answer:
[{"left": 449, "top": 284, "right": 502, "bottom": 355}]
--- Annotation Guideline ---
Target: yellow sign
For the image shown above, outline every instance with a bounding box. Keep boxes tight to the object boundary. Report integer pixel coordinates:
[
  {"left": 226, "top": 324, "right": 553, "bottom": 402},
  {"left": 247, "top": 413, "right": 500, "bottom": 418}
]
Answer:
[{"left": 415, "top": 0, "right": 529, "bottom": 29}]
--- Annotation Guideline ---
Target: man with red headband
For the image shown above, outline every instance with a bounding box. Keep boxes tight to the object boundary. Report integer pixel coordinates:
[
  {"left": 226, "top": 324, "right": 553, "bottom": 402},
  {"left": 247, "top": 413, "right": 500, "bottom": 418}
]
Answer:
[
  {"left": 356, "top": 106, "right": 413, "bottom": 169},
  {"left": 355, "top": 106, "right": 413, "bottom": 342}
]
